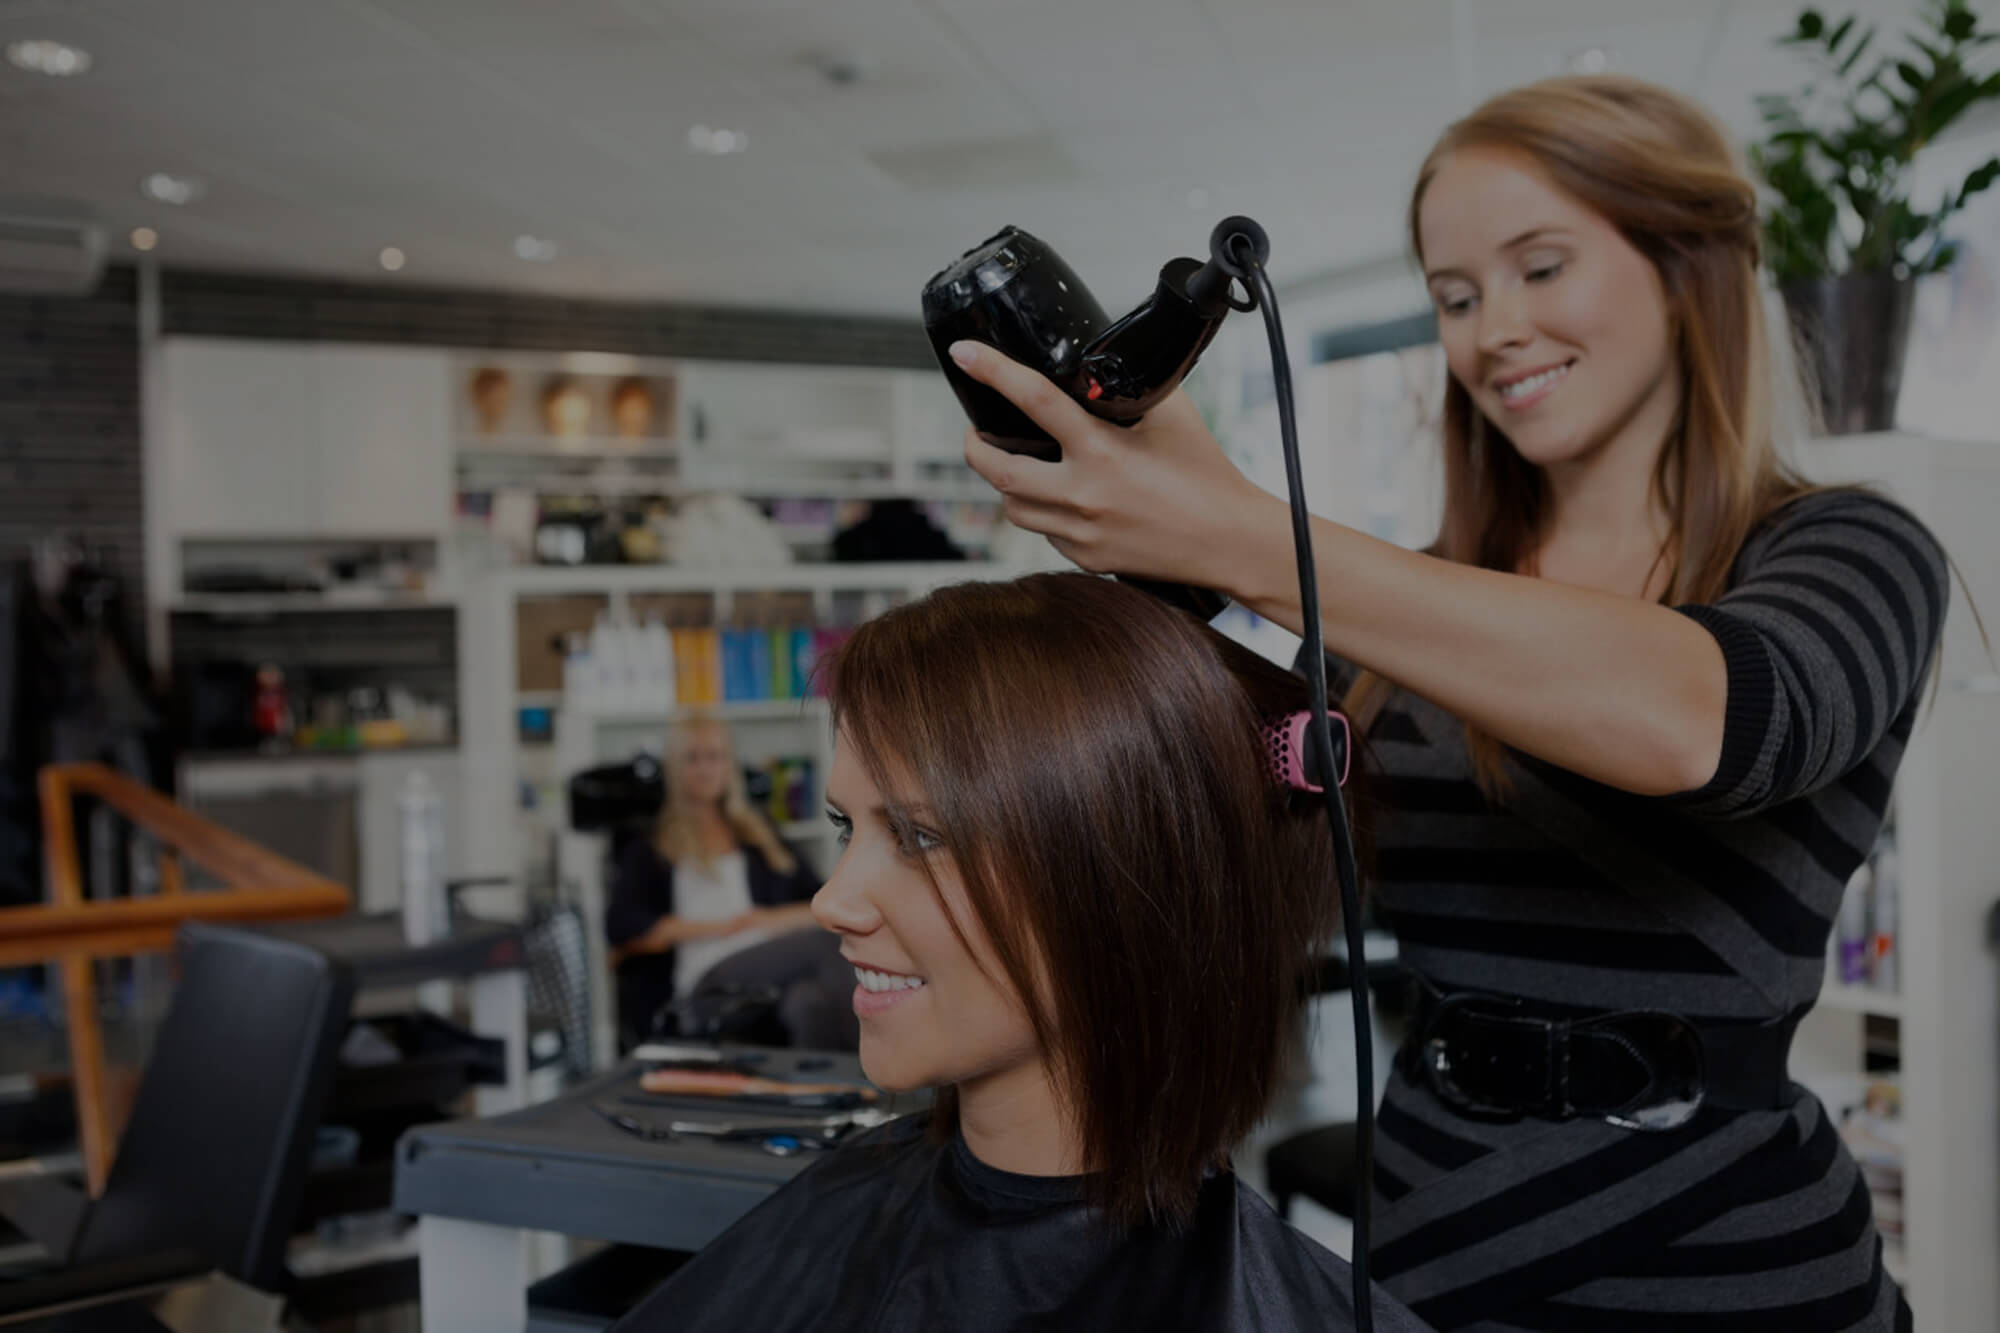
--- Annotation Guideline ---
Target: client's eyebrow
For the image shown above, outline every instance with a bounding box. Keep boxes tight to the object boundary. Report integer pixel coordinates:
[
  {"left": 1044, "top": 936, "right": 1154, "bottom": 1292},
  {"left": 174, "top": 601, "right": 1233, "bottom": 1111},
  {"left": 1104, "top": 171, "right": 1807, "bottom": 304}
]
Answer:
[{"left": 822, "top": 799, "right": 936, "bottom": 825}]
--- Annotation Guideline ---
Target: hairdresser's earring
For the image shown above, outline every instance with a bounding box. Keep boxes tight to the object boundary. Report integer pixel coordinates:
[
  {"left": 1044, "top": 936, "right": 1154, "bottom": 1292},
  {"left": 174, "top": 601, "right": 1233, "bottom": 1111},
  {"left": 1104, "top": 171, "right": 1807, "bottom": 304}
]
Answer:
[{"left": 1262, "top": 710, "right": 1350, "bottom": 794}]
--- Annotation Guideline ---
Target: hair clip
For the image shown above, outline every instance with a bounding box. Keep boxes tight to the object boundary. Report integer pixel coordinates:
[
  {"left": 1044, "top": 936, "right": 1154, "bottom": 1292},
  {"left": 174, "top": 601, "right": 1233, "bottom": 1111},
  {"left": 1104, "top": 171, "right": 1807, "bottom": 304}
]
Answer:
[{"left": 1262, "top": 709, "right": 1351, "bottom": 793}]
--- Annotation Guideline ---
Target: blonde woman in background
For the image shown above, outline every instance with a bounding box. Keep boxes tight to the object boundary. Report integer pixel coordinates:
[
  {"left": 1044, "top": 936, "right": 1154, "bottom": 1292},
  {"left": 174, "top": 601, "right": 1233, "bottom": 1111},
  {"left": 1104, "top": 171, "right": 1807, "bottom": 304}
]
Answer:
[{"left": 606, "top": 713, "right": 857, "bottom": 1052}]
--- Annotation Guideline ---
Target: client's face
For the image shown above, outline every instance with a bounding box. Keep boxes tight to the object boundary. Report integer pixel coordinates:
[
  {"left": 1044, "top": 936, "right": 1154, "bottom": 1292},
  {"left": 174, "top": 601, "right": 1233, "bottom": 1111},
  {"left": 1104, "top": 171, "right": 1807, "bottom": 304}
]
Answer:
[{"left": 813, "top": 735, "right": 1041, "bottom": 1096}]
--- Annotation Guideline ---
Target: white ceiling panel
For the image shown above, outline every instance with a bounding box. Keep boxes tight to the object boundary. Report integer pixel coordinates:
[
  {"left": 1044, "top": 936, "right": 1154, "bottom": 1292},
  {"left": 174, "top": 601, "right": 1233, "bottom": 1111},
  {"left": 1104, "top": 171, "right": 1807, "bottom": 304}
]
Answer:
[{"left": 2, "top": 0, "right": 1965, "bottom": 314}]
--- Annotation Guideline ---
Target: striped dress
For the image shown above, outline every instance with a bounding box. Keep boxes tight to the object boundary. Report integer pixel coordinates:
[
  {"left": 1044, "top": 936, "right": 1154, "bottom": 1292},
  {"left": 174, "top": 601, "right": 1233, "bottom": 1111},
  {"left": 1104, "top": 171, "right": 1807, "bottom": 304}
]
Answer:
[{"left": 1321, "top": 490, "right": 1947, "bottom": 1331}]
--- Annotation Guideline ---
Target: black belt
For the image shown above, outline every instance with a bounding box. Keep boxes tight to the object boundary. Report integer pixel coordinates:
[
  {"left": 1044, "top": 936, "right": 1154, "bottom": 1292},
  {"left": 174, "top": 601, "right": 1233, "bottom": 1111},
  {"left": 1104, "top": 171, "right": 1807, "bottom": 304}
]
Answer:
[{"left": 1401, "top": 981, "right": 1799, "bottom": 1131}]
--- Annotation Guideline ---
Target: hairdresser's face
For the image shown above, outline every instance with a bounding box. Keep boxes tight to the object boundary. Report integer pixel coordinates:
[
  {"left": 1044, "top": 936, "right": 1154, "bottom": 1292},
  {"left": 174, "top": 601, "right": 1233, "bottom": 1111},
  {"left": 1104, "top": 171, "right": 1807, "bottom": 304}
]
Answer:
[
  {"left": 673, "top": 723, "right": 731, "bottom": 806},
  {"left": 1419, "top": 147, "right": 1680, "bottom": 474},
  {"left": 813, "top": 735, "right": 1042, "bottom": 1096}
]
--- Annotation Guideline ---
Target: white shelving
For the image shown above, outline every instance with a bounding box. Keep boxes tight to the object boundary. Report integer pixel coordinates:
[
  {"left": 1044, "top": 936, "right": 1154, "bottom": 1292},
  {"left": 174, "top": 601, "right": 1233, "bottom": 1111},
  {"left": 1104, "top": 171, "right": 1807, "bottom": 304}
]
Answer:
[
  {"left": 1785, "top": 433, "right": 2000, "bottom": 1330},
  {"left": 1816, "top": 982, "right": 1907, "bottom": 1020}
]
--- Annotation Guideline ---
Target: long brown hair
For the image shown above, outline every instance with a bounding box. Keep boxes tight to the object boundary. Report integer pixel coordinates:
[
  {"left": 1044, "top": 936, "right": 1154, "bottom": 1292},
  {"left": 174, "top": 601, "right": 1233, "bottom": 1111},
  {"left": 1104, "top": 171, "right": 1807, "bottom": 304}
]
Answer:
[
  {"left": 829, "top": 573, "right": 1340, "bottom": 1227},
  {"left": 1350, "top": 74, "right": 1821, "bottom": 786},
  {"left": 653, "top": 712, "right": 797, "bottom": 875}
]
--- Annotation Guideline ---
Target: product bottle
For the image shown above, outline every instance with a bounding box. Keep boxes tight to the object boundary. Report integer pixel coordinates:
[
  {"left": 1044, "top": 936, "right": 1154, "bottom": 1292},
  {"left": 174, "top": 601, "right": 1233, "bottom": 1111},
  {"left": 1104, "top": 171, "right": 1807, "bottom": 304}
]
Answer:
[
  {"left": 1871, "top": 833, "right": 1899, "bottom": 992},
  {"left": 253, "top": 663, "right": 293, "bottom": 749},
  {"left": 399, "top": 769, "right": 449, "bottom": 946},
  {"left": 584, "top": 611, "right": 616, "bottom": 715},
  {"left": 718, "top": 626, "right": 739, "bottom": 702},
  {"left": 618, "top": 612, "right": 647, "bottom": 713},
  {"left": 1836, "top": 862, "right": 1872, "bottom": 985},
  {"left": 671, "top": 628, "right": 695, "bottom": 706},
  {"left": 790, "top": 626, "right": 815, "bottom": 698},
  {"left": 700, "top": 626, "right": 723, "bottom": 704},
  {"left": 746, "top": 619, "right": 774, "bottom": 700},
  {"left": 642, "top": 616, "right": 675, "bottom": 712},
  {"left": 770, "top": 627, "right": 794, "bottom": 699}
]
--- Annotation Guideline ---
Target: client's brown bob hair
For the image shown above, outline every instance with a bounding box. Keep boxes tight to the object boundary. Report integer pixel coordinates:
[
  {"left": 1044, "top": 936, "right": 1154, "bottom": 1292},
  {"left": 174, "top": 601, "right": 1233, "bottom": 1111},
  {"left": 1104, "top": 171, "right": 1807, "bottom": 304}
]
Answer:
[{"left": 829, "top": 572, "right": 1342, "bottom": 1227}]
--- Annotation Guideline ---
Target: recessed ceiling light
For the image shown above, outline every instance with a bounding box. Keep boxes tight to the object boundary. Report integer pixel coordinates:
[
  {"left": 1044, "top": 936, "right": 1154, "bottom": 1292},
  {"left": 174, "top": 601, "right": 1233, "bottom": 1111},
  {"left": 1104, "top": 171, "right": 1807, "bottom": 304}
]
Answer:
[
  {"left": 1566, "top": 46, "right": 1612, "bottom": 74},
  {"left": 688, "top": 124, "right": 749, "bottom": 156},
  {"left": 6, "top": 39, "right": 92, "bottom": 77},
  {"left": 141, "top": 173, "right": 205, "bottom": 206},
  {"left": 807, "top": 48, "right": 869, "bottom": 87},
  {"left": 1186, "top": 187, "right": 1212, "bottom": 211},
  {"left": 378, "top": 246, "right": 406, "bottom": 272},
  {"left": 130, "top": 227, "right": 158, "bottom": 253},
  {"left": 513, "top": 234, "right": 558, "bottom": 263}
]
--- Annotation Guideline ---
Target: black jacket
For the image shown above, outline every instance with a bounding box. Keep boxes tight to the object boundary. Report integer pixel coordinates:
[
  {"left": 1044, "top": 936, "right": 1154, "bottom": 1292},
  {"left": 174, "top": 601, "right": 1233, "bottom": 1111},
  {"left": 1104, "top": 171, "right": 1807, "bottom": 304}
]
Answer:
[{"left": 604, "top": 836, "right": 821, "bottom": 1038}]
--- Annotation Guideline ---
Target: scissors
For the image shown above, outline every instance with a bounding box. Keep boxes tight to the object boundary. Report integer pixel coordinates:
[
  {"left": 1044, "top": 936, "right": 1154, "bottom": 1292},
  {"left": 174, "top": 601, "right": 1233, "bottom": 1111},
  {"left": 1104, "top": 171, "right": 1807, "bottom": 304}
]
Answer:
[{"left": 592, "top": 1103, "right": 896, "bottom": 1155}]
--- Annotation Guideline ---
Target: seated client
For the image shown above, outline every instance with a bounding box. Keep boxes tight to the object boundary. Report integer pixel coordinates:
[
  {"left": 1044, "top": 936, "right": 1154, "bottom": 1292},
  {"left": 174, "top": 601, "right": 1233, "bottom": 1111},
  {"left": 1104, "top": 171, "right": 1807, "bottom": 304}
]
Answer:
[{"left": 612, "top": 572, "right": 1427, "bottom": 1332}]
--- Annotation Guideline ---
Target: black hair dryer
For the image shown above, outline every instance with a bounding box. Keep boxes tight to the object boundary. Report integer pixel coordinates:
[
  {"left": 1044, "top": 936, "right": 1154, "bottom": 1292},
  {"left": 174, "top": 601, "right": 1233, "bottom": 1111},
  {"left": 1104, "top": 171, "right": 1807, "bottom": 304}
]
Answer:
[{"left": 922, "top": 217, "right": 1271, "bottom": 622}]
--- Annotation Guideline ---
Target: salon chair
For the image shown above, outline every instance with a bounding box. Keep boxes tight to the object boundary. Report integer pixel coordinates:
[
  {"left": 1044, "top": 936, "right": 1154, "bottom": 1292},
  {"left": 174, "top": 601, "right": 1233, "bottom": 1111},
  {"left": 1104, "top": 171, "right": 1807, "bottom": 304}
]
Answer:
[{"left": 0, "top": 923, "right": 355, "bottom": 1327}]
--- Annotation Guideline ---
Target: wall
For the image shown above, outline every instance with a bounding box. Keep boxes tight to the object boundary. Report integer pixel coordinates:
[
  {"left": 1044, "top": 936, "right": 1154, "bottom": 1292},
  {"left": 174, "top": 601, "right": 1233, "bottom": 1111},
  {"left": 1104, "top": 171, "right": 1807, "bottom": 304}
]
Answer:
[
  {"left": 157, "top": 268, "right": 933, "bottom": 368},
  {"left": 0, "top": 267, "right": 144, "bottom": 604}
]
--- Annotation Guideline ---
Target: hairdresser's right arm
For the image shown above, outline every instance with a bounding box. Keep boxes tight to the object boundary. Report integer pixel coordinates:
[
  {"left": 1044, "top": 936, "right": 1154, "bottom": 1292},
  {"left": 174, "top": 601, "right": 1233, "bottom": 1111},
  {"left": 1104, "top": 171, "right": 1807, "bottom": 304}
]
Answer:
[
  {"left": 605, "top": 839, "right": 739, "bottom": 966},
  {"left": 953, "top": 341, "right": 1728, "bottom": 800}
]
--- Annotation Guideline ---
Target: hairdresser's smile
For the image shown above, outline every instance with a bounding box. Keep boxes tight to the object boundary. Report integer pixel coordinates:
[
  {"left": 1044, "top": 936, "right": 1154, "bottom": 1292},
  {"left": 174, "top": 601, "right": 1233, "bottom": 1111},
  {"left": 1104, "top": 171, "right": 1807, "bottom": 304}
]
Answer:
[{"left": 1492, "top": 358, "right": 1575, "bottom": 411}]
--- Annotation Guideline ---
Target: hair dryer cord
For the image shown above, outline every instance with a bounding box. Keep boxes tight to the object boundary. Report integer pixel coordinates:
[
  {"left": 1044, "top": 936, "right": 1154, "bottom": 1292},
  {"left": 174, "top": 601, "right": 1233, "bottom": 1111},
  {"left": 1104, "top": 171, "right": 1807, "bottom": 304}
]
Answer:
[{"left": 1233, "top": 236, "right": 1376, "bottom": 1332}]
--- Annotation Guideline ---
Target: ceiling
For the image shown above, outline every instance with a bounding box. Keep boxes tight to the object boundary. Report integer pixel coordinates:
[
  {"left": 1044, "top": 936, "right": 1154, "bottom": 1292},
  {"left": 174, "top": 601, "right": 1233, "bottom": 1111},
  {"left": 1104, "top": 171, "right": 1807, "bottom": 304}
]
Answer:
[{"left": 0, "top": 0, "right": 1964, "bottom": 316}]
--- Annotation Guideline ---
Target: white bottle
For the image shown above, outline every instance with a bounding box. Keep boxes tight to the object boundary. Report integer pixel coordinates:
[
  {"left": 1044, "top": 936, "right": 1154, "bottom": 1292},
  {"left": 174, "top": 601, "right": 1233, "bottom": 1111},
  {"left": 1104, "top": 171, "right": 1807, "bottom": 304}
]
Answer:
[
  {"left": 585, "top": 611, "right": 617, "bottom": 715},
  {"left": 399, "top": 769, "right": 448, "bottom": 946},
  {"left": 642, "top": 615, "right": 675, "bottom": 711},
  {"left": 616, "top": 614, "right": 646, "bottom": 713},
  {"left": 561, "top": 629, "right": 592, "bottom": 713}
]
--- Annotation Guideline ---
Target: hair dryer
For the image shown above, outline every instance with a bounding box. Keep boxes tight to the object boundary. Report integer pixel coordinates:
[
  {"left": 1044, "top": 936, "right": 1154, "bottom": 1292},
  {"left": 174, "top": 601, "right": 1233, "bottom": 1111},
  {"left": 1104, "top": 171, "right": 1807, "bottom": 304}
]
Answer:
[{"left": 921, "top": 217, "right": 1271, "bottom": 622}]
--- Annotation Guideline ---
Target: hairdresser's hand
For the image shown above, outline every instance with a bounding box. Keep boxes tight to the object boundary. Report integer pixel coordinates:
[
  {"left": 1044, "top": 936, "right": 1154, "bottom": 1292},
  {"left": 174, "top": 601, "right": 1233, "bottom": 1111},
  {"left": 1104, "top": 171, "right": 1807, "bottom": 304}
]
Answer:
[{"left": 952, "top": 342, "right": 1272, "bottom": 592}]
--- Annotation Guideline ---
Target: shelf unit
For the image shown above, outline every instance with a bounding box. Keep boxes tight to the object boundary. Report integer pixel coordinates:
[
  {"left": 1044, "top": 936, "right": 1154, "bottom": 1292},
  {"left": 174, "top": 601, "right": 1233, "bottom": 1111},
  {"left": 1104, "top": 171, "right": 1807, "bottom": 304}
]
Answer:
[
  {"left": 448, "top": 351, "right": 1003, "bottom": 561},
  {"left": 1815, "top": 982, "right": 1907, "bottom": 1021},
  {"left": 459, "top": 559, "right": 1065, "bottom": 1068},
  {"left": 1781, "top": 433, "right": 2000, "bottom": 1329}
]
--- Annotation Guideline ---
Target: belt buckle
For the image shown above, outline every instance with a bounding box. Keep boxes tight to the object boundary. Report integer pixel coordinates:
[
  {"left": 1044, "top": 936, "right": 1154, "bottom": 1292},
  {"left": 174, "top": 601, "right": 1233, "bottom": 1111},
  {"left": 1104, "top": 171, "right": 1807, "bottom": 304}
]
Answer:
[
  {"left": 1584, "top": 1011, "right": 1707, "bottom": 1133},
  {"left": 1419, "top": 990, "right": 1542, "bottom": 1120}
]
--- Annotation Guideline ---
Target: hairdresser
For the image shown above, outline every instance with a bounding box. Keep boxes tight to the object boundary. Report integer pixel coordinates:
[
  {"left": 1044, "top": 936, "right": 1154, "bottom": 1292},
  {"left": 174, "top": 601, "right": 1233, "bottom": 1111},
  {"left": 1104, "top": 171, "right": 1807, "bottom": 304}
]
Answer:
[
  {"left": 954, "top": 75, "right": 1943, "bottom": 1331},
  {"left": 605, "top": 713, "right": 857, "bottom": 1052}
]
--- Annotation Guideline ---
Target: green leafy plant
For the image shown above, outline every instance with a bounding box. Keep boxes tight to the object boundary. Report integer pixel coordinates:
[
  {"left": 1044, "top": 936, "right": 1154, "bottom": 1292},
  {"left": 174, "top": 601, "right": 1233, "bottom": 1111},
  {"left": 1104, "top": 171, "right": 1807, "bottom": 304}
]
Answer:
[{"left": 1751, "top": 0, "right": 2000, "bottom": 281}]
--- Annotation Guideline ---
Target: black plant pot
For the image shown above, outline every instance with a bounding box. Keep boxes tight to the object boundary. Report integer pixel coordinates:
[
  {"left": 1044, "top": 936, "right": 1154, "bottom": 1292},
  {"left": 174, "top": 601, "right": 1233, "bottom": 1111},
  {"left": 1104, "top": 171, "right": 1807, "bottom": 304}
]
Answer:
[{"left": 1780, "top": 273, "right": 1918, "bottom": 436}]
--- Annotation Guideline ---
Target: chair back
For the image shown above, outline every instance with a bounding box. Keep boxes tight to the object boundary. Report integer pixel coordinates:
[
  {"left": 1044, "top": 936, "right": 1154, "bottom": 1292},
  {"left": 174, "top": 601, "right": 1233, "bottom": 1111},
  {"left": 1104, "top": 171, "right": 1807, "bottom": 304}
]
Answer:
[{"left": 73, "top": 922, "right": 355, "bottom": 1291}]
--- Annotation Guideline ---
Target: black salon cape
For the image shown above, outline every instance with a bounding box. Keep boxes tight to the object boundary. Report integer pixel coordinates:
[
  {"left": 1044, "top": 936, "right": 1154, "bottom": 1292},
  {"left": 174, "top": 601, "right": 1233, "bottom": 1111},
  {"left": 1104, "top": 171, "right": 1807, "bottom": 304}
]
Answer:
[{"left": 611, "top": 1114, "right": 1430, "bottom": 1332}]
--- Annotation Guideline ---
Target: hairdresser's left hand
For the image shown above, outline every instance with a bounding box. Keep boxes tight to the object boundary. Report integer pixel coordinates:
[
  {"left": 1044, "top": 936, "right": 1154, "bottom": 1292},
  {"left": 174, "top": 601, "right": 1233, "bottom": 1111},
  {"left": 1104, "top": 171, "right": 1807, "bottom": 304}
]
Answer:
[{"left": 952, "top": 341, "right": 1272, "bottom": 592}]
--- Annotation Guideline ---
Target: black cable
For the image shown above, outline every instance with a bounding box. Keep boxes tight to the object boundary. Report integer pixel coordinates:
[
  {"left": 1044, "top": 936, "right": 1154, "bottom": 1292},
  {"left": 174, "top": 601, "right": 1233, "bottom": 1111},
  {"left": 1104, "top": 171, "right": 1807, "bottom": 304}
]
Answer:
[{"left": 1234, "top": 243, "right": 1376, "bottom": 1331}]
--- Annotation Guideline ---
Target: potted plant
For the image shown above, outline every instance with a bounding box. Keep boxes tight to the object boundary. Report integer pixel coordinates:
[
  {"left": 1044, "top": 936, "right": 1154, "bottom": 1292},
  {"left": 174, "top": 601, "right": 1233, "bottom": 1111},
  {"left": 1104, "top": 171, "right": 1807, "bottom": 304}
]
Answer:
[{"left": 1751, "top": 0, "right": 2000, "bottom": 433}]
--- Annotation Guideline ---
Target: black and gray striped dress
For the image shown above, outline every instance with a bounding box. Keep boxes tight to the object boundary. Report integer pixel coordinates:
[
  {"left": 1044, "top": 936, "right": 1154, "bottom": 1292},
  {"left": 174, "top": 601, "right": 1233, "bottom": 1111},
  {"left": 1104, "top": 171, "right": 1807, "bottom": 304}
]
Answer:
[{"left": 1322, "top": 490, "right": 1946, "bottom": 1331}]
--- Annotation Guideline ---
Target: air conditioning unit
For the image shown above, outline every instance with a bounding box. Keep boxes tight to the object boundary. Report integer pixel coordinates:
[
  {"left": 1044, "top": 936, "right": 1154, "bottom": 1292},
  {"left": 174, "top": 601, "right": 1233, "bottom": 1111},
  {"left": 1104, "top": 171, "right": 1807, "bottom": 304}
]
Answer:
[{"left": 0, "top": 202, "right": 106, "bottom": 295}]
